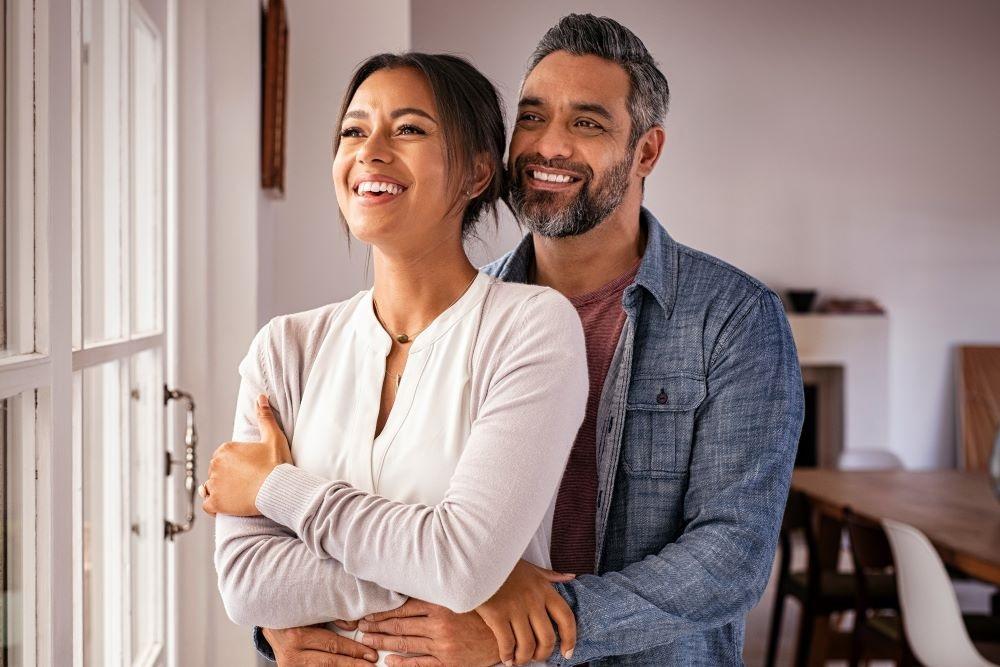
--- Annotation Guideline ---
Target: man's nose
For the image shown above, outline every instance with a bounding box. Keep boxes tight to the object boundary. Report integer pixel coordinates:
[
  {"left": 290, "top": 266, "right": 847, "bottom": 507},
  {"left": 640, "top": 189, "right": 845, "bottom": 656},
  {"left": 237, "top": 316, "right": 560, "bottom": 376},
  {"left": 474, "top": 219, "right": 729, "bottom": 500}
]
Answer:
[{"left": 531, "top": 123, "right": 574, "bottom": 161}]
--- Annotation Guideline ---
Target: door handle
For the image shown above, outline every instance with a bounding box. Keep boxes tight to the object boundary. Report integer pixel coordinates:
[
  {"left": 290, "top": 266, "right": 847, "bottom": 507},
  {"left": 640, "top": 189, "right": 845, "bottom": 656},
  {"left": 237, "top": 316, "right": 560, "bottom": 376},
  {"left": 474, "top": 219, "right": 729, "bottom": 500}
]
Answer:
[{"left": 164, "top": 385, "right": 198, "bottom": 540}]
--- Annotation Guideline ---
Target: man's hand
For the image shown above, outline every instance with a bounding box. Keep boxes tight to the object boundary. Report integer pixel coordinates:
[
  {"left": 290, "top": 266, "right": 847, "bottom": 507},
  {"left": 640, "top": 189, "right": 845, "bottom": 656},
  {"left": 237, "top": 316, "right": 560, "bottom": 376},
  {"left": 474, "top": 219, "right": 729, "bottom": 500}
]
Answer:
[
  {"left": 263, "top": 624, "right": 378, "bottom": 666},
  {"left": 475, "top": 560, "right": 577, "bottom": 665},
  {"left": 356, "top": 599, "right": 500, "bottom": 667}
]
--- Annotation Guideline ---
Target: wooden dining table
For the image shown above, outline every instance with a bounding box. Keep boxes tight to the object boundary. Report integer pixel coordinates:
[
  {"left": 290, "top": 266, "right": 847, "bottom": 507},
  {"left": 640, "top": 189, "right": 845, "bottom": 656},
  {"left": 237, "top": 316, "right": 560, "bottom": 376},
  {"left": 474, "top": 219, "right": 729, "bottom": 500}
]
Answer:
[{"left": 791, "top": 469, "right": 1000, "bottom": 586}]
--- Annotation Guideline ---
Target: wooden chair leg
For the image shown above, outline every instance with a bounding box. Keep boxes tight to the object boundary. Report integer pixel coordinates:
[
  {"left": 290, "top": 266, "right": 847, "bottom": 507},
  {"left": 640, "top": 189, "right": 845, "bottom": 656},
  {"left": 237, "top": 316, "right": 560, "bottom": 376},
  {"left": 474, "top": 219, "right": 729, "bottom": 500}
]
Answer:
[
  {"left": 765, "top": 590, "right": 786, "bottom": 667},
  {"left": 794, "top": 602, "right": 815, "bottom": 667},
  {"left": 849, "top": 609, "right": 864, "bottom": 667}
]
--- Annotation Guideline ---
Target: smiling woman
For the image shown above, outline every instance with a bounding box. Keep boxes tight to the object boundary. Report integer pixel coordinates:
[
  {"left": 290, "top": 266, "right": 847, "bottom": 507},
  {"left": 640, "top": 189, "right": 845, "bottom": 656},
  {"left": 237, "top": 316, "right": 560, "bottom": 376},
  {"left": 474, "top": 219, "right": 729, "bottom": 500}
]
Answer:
[{"left": 209, "top": 52, "right": 589, "bottom": 667}]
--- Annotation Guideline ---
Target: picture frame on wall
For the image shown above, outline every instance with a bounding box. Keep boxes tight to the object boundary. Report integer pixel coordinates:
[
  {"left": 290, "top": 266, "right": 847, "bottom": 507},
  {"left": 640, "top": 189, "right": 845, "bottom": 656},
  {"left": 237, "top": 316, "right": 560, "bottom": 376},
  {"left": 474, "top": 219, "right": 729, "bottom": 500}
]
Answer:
[{"left": 261, "top": 0, "right": 288, "bottom": 196}]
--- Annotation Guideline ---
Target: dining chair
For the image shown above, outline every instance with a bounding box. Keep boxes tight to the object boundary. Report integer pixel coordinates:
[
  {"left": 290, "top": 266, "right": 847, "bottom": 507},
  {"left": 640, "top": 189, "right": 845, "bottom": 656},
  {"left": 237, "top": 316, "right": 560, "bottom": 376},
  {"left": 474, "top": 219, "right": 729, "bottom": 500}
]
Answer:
[
  {"left": 837, "top": 449, "right": 903, "bottom": 471},
  {"left": 882, "top": 518, "right": 1000, "bottom": 667},
  {"left": 843, "top": 508, "right": 915, "bottom": 666},
  {"left": 765, "top": 491, "right": 893, "bottom": 667}
]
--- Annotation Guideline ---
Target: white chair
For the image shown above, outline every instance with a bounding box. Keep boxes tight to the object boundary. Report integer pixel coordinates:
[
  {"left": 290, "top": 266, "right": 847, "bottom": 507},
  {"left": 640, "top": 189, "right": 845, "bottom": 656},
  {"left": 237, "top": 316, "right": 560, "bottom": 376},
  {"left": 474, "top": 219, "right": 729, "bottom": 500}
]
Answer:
[
  {"left": 881, "top": 518, "right": 999, "bottom": 667},
  {"left": 837, "top": 448, "right": 903, "bottom": 470}
]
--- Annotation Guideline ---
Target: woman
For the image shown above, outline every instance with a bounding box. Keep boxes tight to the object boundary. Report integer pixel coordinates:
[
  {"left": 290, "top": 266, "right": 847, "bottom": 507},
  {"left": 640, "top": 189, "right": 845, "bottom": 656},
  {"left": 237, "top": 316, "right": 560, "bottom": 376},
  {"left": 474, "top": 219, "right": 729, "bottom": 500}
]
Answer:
[{"left": 204, "top": 53, "right": 587, "bottom": 667}]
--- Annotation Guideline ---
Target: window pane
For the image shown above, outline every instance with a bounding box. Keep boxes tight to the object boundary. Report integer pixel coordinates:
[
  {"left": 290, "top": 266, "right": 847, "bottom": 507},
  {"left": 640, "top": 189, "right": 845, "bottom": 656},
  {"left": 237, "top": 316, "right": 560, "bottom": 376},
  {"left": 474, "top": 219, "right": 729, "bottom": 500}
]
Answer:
[
  {"left": 130, "top": 6, "right": 163, "bottom": 333},
  {"left": 2, "top": 391, "right": 34, "bottom": 667},
  {"left": 81, "top": 361, "right": 122, "bottom": 667},
  {"left": 82, "top": 0, "right": 125, "bottom": 346},
  {"left": 128, "top": 348, "right": 162, "bottom": 662},
  {"left": 129, "top": 12, "right": 162, "bottom": 336}
]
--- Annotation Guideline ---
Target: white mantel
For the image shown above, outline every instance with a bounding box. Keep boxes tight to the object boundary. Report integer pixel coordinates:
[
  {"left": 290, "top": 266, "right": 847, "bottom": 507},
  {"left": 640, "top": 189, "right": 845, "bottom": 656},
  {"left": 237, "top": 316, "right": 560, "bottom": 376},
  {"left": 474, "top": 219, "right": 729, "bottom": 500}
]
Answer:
[{"left": 787, "top": 314, "right": 890, "bottom": 457}]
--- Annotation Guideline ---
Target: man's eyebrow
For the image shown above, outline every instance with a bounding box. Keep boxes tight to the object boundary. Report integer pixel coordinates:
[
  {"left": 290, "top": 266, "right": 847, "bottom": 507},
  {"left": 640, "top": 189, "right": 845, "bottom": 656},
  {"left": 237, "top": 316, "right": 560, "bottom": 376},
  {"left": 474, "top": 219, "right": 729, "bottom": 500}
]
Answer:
[
  {"left": 517, "top": 97, "right": 615, "bottom": 123},
  {"left": 571, "top": 102, "right": 614, "bottom": 122}
]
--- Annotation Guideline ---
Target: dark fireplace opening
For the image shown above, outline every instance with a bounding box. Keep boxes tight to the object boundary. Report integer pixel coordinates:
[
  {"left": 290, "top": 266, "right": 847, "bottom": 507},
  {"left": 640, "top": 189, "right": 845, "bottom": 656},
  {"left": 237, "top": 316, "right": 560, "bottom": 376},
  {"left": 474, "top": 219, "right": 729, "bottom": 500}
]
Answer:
[
  {"left": 795, "top": 365, "right": 844, "bottom": 469},
  {"left": 795, "top": 384, "right": 818, "bottom": 467}
]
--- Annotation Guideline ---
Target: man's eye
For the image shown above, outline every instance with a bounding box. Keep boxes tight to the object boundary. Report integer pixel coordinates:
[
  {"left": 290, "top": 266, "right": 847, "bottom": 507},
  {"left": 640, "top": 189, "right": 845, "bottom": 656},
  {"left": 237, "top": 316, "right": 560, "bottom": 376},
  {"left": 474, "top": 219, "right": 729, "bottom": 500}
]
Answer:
[
  {"left": 518, "top": 113, "right": 543, "bottom": 123},
  {"left": 340, "top": 127, "right": 364, "bottom": 138},
  {"left": 576, "top": 119, "right": 603, "bottom": 130},
  {"left": 397, "top": 124, "right": 426, "bottom": 135}
]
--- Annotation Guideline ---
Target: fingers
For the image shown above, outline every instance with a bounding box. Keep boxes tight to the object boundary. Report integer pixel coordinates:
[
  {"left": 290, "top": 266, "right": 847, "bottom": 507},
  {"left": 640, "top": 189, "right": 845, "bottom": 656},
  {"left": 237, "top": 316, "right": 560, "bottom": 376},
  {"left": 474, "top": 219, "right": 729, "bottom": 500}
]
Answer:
[
  {"left": 201, "top": 479, "right": 216, "bottom": 516},
  {"left": 386, "top": 655, "right": 442, "bottom": 667},
  {"left": 332, "top": 619, "right": 359, "bottom": 631},
  {"left": 256, "top": 393, "right": 281, "bottom": 441},
  {"left": 510, "top": 614, "right": 536, "bottom": 666},
  {"left": 302, "top": 634, "right": 377, "bottom": 663},
  {"left": 528, "top": 610, "right": 556, "bottom": 662},
  {"left": 546, "top": 593, "right": 577, "bottom": 660},
  {"left": 364, "top": 599, "right": 431, "bottom": 622},
  {"left": 358, "top": 631, "right": 432, "bottom": 656},
  {"left": 357, "top": 616, "right": 431, "bottom": 637},
  {"left": 480, "top": 613, "right": 516, "bottom": 666},
  {"left": 294, "top": 649, "right": 375, "bottom": 666},
  {"left": 539, "top": 569, "right": 576, "bottom": 583}
]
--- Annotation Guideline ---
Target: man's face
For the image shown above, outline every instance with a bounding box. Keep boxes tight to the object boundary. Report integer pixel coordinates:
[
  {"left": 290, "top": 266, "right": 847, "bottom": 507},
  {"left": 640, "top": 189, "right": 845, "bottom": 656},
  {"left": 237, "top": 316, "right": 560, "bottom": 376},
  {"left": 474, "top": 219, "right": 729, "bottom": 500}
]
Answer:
[{"left": 507, "top": 51, "right": 637, "bottom": 238}]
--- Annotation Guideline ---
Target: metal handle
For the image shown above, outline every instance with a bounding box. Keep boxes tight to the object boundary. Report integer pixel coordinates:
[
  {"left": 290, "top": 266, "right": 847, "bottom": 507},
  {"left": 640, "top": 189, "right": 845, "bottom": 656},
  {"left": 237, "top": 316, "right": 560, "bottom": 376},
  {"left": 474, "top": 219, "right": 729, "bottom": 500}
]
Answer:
[{"left": 164, "top": 385, "right": 198, "bottom": 540}]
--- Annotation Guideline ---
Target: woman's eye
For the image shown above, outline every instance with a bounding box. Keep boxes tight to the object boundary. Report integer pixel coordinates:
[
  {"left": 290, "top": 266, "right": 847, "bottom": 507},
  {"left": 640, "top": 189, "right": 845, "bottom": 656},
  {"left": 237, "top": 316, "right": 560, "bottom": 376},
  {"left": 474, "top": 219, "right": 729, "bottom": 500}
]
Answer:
[
  {"left": 397, "top": 124, "right": 426, "bottom": 136},
  {"left": 340, "top": 127, "right": 364, "bottom": 138}
]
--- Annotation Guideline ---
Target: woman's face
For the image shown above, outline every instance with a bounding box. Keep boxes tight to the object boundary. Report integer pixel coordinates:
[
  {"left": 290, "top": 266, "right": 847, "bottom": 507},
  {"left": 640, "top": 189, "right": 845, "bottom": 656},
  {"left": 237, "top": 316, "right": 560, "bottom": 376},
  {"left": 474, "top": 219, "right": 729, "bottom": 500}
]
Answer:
[{"left": 333, "top": 67, "right": 459, "bottom": 249}]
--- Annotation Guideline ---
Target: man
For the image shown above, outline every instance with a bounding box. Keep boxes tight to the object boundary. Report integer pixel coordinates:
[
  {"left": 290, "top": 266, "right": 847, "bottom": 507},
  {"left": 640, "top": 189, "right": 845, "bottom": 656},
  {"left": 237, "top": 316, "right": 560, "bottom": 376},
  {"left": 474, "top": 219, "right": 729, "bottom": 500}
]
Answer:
[{"left": 259, "top": 13, "right": 803, "bottom": 666}]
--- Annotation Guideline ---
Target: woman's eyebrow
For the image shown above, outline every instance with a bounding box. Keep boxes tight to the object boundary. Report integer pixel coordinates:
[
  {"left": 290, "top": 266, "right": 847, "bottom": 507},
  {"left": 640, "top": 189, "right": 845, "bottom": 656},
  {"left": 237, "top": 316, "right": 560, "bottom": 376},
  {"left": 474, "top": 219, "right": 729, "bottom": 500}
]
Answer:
[{"left": 390, "top": 107, "right": 438, "bottom": 124}]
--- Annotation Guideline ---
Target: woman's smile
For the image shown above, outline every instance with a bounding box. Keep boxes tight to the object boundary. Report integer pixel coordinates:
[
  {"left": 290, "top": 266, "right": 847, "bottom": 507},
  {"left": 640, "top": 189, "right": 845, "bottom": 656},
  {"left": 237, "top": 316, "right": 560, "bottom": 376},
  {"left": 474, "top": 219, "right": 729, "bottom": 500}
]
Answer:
[{"left": 352, "top": 174, "right": 410, "bottom": 206}]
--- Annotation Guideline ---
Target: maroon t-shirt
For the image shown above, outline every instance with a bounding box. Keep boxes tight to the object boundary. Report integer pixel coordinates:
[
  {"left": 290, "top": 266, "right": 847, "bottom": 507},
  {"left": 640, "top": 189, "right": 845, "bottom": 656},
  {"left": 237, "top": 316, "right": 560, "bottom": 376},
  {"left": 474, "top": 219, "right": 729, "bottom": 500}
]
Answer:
[{"left": 550, "top": 261, "right": 640, "bottom": 576}]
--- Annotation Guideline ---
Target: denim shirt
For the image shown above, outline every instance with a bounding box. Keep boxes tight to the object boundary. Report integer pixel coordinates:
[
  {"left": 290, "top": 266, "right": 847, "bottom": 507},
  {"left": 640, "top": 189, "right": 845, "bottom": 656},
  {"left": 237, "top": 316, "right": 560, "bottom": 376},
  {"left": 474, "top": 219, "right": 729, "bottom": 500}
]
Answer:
[
  {"left": 253, "top": 208, "right": 803, "bottom": 665},
  {"left": 480, "top": 208, "right": 804, "bottom": 666}
]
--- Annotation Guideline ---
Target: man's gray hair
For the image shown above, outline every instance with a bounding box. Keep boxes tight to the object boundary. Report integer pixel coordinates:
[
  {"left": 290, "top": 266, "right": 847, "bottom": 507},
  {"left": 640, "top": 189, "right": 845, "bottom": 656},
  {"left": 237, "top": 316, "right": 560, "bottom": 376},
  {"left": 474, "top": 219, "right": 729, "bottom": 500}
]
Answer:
[{"left": 526, "top": 14, "right": 669, "bottom": 147}]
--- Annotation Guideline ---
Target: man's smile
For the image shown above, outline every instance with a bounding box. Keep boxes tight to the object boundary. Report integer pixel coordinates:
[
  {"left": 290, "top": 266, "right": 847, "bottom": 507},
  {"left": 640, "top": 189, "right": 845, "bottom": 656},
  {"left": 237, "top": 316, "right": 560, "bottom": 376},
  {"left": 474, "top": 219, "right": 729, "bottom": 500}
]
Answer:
[{"left": 524, "top": 165, "right": 584, "bottom": 192}]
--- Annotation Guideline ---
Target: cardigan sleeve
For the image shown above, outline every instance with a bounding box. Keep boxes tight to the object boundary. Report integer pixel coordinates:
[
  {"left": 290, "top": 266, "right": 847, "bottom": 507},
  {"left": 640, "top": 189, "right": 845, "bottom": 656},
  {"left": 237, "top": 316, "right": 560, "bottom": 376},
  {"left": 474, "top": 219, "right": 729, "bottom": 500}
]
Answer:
[
  {"left": 254, "top": 288, "right": 589, "bottom": 613},
  {"left": 214, "top": 321, "right": 408, "bottom": 628}
]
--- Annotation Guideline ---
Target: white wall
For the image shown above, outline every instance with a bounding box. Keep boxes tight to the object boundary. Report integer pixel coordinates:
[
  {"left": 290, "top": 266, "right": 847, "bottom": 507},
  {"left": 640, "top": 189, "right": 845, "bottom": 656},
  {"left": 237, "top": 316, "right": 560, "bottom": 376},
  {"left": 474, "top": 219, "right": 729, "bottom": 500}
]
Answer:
[
  {"left": 176, "top": 1, "right": 261, "bottom": 665},
  {"left": 258, "top": 0, "right": 411, "bottom": 322},
  {"left": 408, "top": 0, "right": 1000, "bottom": 468}
]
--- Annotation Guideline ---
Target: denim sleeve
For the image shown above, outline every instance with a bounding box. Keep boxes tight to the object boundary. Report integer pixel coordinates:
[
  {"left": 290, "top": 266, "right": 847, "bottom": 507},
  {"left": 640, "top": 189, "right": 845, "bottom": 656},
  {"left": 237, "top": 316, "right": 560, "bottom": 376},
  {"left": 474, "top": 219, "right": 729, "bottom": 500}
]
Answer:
[
  {"left": 549, "top": 290, "right": 804, "bottom": 664},
  {"left": 253, "top": 627, "right": 276, "bottom": 662}
]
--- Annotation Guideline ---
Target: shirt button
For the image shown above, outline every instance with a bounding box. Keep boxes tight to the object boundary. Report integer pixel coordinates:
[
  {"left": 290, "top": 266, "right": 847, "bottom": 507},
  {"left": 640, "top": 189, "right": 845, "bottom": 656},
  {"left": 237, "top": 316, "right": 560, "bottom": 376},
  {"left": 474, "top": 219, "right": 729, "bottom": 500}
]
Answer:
[{"left": 657, "top": 389, "right": 669, "bottom": 405}]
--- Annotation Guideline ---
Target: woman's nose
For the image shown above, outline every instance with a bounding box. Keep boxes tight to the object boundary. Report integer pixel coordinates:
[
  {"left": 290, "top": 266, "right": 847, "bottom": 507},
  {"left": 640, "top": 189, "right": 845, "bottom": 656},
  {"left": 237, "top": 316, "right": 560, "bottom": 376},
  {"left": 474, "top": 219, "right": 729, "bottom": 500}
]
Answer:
[{"left": 357, "top": 130, "right": 391, "bottom": 164}]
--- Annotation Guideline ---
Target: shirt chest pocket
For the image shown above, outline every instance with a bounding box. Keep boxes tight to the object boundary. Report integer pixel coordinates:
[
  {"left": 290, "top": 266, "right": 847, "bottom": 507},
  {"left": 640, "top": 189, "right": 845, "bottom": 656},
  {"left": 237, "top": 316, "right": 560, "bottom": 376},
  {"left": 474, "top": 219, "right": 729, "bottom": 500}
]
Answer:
[{"left": 622, "top": 374, "right": 707, "bottom": 477}]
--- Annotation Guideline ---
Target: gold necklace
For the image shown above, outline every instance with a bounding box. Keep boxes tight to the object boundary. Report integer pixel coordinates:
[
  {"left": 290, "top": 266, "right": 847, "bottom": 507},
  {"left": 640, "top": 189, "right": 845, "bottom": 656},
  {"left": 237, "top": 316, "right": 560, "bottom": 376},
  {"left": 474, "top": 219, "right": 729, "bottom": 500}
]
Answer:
[{"left": 372, "top": 273, "right": 478, "bottom": 345}]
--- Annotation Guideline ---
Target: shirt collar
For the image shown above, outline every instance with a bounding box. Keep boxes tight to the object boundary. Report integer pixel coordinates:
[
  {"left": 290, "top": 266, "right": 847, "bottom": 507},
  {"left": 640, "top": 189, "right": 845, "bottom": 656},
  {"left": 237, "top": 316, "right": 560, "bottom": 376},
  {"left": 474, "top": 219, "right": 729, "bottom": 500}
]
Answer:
[{"left": 497, "top": 206, "right": 677, "bottom": 318}]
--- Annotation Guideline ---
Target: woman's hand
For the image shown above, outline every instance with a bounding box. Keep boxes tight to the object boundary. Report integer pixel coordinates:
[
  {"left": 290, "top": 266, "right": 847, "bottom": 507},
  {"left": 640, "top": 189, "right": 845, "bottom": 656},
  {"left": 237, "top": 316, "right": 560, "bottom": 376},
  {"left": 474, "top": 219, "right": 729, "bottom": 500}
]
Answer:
[
  {"left": 474, "top": 559, "right": 577, "bottom": 666},
  {"left": 201, "top": 394, "right": 292, "bottom": 517}
]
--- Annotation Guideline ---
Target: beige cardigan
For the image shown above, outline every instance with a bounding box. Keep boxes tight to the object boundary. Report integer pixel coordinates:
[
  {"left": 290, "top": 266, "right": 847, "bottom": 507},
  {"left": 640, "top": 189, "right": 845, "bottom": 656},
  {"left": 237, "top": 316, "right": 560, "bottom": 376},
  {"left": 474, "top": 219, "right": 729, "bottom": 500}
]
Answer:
[{"left": 214, "top": 277, "right": 587, "bottom": 629}]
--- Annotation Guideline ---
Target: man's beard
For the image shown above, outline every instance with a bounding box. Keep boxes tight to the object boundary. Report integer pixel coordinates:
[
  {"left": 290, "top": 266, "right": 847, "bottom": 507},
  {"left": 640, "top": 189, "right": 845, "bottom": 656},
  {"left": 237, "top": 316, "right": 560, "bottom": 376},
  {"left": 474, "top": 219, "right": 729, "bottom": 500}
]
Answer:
[{"left": 506, "top": 150, "right": 633, "bottom": 238}]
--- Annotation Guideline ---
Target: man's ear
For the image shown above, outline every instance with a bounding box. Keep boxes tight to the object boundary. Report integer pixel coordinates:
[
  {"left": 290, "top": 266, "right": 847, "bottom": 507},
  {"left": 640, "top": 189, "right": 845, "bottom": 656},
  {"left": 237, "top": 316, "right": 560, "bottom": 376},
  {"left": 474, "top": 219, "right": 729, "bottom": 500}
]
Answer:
[{"left": 634, "top": 126, "right": 666, "bottom": 178}]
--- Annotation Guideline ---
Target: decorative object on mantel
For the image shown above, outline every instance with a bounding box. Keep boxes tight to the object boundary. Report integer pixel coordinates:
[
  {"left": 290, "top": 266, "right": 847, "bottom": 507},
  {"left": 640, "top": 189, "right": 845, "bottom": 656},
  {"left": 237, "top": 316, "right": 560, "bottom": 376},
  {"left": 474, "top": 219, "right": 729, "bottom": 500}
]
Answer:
[
  {"left": 785, "top": 289, "right": 817, "bottom": 313},
  {"left": 261, "top": 0, "right": 289, "bottom": 196},
  {"left": 816, "top": 297, "right": 885, "bottom": 314}
]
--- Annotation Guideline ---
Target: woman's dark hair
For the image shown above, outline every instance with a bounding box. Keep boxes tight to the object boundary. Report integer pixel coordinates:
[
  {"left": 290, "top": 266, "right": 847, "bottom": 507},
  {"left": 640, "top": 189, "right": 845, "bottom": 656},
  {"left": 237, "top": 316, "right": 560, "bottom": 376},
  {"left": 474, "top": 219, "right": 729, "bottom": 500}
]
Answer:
[{"left": 333, "top": 53, "right": 506, "bottom": 238}]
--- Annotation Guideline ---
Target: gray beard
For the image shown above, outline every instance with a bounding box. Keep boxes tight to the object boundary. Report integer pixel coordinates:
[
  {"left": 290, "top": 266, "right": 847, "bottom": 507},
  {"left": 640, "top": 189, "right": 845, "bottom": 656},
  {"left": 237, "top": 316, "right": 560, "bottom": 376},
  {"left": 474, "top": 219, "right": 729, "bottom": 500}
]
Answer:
[{"left": 508, "top": 152, "right": 633, "bottom": 239}]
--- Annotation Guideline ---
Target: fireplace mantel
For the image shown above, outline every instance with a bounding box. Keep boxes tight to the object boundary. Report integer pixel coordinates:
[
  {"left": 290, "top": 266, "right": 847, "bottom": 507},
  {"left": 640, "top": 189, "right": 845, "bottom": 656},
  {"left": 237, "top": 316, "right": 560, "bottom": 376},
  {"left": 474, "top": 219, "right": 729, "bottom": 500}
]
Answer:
[{"left": 787, "top": 314, "right": 890, "bottom": 460}]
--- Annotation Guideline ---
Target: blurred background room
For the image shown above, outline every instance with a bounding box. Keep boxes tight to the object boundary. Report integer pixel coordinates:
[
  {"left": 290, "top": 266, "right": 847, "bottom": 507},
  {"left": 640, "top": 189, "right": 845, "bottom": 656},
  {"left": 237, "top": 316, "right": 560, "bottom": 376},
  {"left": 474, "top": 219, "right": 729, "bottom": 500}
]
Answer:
[{"left": 2, "top": 0, "right": 999, "bottom": 665}]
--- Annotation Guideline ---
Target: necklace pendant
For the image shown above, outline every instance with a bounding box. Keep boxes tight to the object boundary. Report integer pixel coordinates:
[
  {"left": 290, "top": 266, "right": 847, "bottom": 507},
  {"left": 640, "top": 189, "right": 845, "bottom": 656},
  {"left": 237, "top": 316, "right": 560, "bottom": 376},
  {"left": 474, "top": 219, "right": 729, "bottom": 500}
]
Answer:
[{"left": 396, "top": 334, "right": 410, "bottom": 344}]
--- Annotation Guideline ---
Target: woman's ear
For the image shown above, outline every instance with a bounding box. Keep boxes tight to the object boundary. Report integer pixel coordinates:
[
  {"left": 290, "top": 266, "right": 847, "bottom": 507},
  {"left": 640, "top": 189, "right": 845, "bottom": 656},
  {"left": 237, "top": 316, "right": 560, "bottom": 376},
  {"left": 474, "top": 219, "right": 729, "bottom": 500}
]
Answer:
[{"left": 466, "top": 152, "right": 495, "bottom": 200}]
